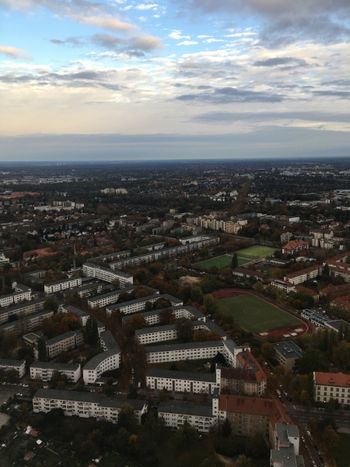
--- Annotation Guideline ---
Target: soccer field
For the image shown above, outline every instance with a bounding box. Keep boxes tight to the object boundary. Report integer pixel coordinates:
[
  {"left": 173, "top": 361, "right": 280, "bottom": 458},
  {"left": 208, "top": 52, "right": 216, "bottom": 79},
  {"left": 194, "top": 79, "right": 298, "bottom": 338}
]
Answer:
[
  {"left": 193, "top": 254, "right": 233, "bottom": 270},
  {"left": 236, "top": 245, "right": 277, "bottom": 265},
  {"left": 215, "top": 294, "right": 301, "bottom": 333}
]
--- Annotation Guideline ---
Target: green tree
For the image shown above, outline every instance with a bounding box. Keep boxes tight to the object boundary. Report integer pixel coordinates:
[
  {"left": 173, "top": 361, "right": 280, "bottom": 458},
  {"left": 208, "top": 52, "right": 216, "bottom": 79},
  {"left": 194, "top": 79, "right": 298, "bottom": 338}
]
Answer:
[
  {"left": 231, "top": 253, "right": 238, "bottom": 269},
  {"left": 37, "top": 337, "right": 47, "bottom": 361},
  {"left": 84, "top": 317, "right": 99, "bottom": 346},
  {"left": 176, "top": 318, "right": 193, "bottom": 342}
]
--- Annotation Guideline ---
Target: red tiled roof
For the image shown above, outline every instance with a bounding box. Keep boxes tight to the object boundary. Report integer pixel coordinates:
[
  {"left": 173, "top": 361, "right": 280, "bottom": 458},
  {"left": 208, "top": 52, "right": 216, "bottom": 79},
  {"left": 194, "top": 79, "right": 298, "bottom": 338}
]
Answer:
[
  {"left": 314, "top": 371, "right": 350, "bottom": 387},
  {"left": 219, "top": 394, "right": 291, "bottom": 424},
  {"left": 236, "top": 351, "right": 266, "bottom": 384},
  {"left": 286, "top": 264, "right": 320, "bottom": 279},
  {"left": 282, "top": 240, "right": 308, "bottom": 251}
]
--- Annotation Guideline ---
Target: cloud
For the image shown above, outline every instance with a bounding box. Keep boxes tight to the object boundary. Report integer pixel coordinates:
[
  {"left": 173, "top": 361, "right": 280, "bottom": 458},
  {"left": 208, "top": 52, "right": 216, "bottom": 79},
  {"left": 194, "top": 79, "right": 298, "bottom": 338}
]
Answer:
[
  {"left": 176, "top": 86, "right": 283, "bottom": 104},
  {"left": 0, "top": 45, "right": 28, "bottom": 59},
  {"left": 91, "top": 33, "right": 161, "bottom": 56},
  {"left": 50, "top": 37, "right": 83, "bottom": 47},
  {"left": 177, "top": 40, "right": 198, "bottom": 46},
  {"left": 73, "top": 14, "right": 134, "bottom": 32},
  {"left": 177, "top": 0, "right": 350, "bottom": 45},
  {"left": 193, "top": 111, "right": 350, "bottom": 124},
  {"left": 253, "top": 57, "right": 308, "bottom": 67}
]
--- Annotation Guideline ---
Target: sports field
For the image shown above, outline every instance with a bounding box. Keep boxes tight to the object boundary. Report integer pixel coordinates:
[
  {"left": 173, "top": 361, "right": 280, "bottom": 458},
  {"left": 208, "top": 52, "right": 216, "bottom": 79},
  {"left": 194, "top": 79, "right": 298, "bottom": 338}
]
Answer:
[
  {"left": 215, "top": 294, "right": 302, "bottom": 333},
  {"left": 236, "top": 245, "right": 277, "bottom": 265},
  {"left": 193, "top": 254, "right": 233, "bottom": 270}
]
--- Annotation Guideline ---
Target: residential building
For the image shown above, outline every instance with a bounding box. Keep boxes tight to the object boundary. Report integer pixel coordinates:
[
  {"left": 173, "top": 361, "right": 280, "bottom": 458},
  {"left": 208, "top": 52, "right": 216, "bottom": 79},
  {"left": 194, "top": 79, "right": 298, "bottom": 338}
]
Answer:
[
  {"left": 106, "top": 294, "right": 182, "bottom": 316},
  {"left": 0, "top": 297, "right": 46, "bottom": 325},
  {"left": 87, "top": 286, "right": 134, "bottom": 309},
  {"left": 284, "top": 265, "right": 322, "bottom": 286},
  {"left": 146, "top": 368, "right": 218, "bottom": 395},
  {"left": 122, "top": 305, "right": 206, "bottom": 327},
  {"left": 0, "top": 309, "right": 54, "bottom": 336},
  {"left": 158, "top": 401, "right": 215, "bottom": 433},
  {"left": 0, "top": 358, "right": 26, "bottom": 378},
  {"left": 313, "top": 371, "right": 350, "bottom": 406},
  {"left": 270, "top": 423, "right": 305, "bottom": 467},
  {"left": 44, "top": 277, "right": 82, "bottom": 294},
  {"left": 30, "top": 362, "right": 81, "bottom": 383},
  {"left": 83, "top": 263, "right": 133, "bottom": 286},
  {"left": 59, "top": 304, "right": 90, "bottom": 326},
  {"left": 0, "top": 283, "right": 31, "bottom": 308},
  {"left": 83, "top": 347, "right": 121, "bottom": 385},
  {"left": 45, "top": 331, "right": 84, "bottom": 359},
  {"left": 273, "top": 341, "right": 303, "bottom": 371},
  {"left": 33, "top": 389, "right": 147, "bottom": 424},
  {"left": 282, "top": 240, "right": 309, "bottom": 256}
]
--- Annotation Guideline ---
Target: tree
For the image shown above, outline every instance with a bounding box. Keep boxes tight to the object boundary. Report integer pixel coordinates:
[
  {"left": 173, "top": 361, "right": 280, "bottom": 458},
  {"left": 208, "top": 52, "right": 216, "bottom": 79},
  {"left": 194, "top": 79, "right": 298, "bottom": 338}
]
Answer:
[
  {"left": 44, "top": 297, "right": 58, "bottom": 312},
  {"left": 176, "top": 318, "right": 193, "bottom": 342},
  {"left": 37, "top": 337, "right": 47, "bottom": 361},
  {"left": 190, "top": 286, "right": 203, "bottom": 305},
  {"left": 231, "top": 253, "right": 238, "bottom": 269},
  {"left": 235, "top": 455, "right": 254, "bottom": 467},
  {"left": 204, "top": 294, "right": 218, "bottom": 316},
  {"left": 84, "top": 317, "right": 99, "bottom": 346}
]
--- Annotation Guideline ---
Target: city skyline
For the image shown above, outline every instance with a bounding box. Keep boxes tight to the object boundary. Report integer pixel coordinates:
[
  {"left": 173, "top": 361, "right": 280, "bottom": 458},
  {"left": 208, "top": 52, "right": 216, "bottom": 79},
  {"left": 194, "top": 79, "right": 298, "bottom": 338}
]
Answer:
[{"left": 1, "top": 0, "right": 350, "bottom": 160}]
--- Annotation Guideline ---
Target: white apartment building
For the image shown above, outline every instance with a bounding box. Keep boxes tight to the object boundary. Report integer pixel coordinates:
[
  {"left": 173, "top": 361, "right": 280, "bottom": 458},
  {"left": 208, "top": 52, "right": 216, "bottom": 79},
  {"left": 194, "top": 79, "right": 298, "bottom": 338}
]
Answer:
[
  {"left": 83, "top": 263, "right": 133, "bottom": 286},
  {"left": 0, "top": 298, "right": 46, "bottom": 324},
  {"left": 45, "top": 331, "right": 84, "bottom": 359},
  {"left": 0, "top": 283, "right": 31, "bottom": 308},
  {"left": 0, "top": 309, "right": 54, "bottom": 336},
  {"left": 106, "top": 293, "right": 181, "bottom": 316},
  {"left": 122, "top": 305, "right": 206, "bottom": 327},
  {"left": 30, "top": 362, "right": 81, "bottom": 383},
  {"left": 87, "top": 286, "right": 134, "bottom": 309},
  {"left": 0, "top": 358, "right": 26, "bottom": 378},
  {"left": 158, "top": 401, "right": 215, "bottom": 433},
  {"left": 313, "top": 371, "right": 350, "bottom": 406},
  {"left": 44, "top": 277, "right": 82, "bottom": 294},
  {"left": 83, "top": 349, "right": 121, "bottom": 384},
  {"left": 145, "top": 339, "right": 242, "bottom": 366},
  {"left": 146, "top": 368, "right": 218, "bottom": 394},
  {"left": 33, "top": 389, "right": 147, "bottom": 424},
  {"left": 285, "top": 265, "right": 322, "bottom": 286},
  {"left": 99, "top": 330, "right": 120, "bottom": 352},
  {"left": 135, "top": 319, "right": 226, "bottom": 345}
]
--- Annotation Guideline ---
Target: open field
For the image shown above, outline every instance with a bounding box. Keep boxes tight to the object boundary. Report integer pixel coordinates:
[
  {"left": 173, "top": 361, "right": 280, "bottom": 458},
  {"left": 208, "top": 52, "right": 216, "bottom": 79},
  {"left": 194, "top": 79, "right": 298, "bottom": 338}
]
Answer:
[
  {"left": 214, "top": 294, "right": 302, "bottom": 334},
  {"left": 193, "top": 254, "right": 233, "bottom": 270},
  {"left": 236, "top": 245, "right": 277, "bottom": 265}
]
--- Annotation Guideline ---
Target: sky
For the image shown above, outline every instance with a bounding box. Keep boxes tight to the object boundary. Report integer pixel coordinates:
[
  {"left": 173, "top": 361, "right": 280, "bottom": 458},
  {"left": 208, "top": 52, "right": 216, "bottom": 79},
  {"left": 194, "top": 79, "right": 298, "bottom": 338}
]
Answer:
[{"left": 1, "top": 0, "right": 350, "bottom": 161}]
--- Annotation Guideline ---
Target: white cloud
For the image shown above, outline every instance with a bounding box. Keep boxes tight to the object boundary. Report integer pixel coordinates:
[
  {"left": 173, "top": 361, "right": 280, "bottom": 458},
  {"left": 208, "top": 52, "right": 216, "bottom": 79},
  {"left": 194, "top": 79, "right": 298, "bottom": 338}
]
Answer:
[{"left": 0, "top": 45, "right": 29, "bottom": 59}]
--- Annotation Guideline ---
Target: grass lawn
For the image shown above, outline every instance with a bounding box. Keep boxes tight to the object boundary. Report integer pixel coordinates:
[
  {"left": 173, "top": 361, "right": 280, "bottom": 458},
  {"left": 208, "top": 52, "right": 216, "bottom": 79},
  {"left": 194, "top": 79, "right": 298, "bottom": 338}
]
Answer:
[
  {"left": 215, "top": 294, "right": 301, "bottom": 333},
  {"left": 193, "top": 254, "right": 233, "bottom": 270},
  {"left": 236, "top": 245, "right": 277, "bottom": 265},
  {"left": 336, "top": 434, "right": 350, "bottom": 467}
]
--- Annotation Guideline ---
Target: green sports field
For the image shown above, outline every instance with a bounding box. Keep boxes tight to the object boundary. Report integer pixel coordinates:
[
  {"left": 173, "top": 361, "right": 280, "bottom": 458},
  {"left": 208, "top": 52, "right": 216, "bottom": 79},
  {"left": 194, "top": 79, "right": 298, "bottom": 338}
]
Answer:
[
  {"left": 215, "top": 294, "right": 301, "bottom": 333},
  {"left": 236, "top": 245, "right": 277, "bottom": 265},
  {"left": 193, "top": 254, "right": 233, "bottom": 270}
]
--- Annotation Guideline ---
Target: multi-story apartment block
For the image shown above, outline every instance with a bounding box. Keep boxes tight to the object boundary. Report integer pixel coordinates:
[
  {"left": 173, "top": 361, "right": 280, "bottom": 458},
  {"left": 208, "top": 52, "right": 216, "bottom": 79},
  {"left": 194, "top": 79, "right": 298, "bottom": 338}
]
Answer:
[
  {"left": 300, "top": 308, "right": 346, "bottom": 333},
  {"left": 273, "top": 341, "right": 303, "bottom": 371},
  {"left": 214, "top": 394, "right": 291, "bottom": 437},
  {"left": 30, "top": 362, "right": 81, "bottom": 383},
  {"left": 0, "top": 283, "right": 31, "bottom": 308},
  {"left": 284, "top": 265, "right": 322, "bottom": 285},
  {"left": 158, "top": 401, "right": 215, "bottom": 433},
  {"left": 270, "top": 423, "right": 305, "bottom": 467},
  {"left": 146, "top": 368, "right": 218, "bottom": 395},
  {"left": 281, "top": 240, "right": 309, "bottom": 256},
  {"left": 106, "top": 294, "right": 181, "bottom": 316},
  {"left": 326, "top": 254, "right": 350, "bottom": 282},
  {"left": 0, "top": 309, "right": 54, "bottom": 336},
  {"left": 108, "top": 236, "right": 219, "bottom": 270},
  {"left": 44, "top": 277, "right": 82, "bottom": 294},
  {"left": 145, "top": 339, "right": 245, "bottom": 366},
  {"left": 99, "top": 330, "right": 119, "bottom": 352},
  {"left": 83, "top": 263, "right": 133, "bottom": 286},
  {"left": 45, "top": 330, "right": 84, "bottom": 359},
  {"left": 87, "top": 286, "right": 134, "bottom": 309},
  {"left": 313, "top": 371, "right": 350, "bottom": 406},
  {"left": 83, "top": 343, "right": 121, "bottom": 385},
  {"left": 33, "top": 389, "right": 147, "bottom": 424},
  {"left": 192, "top": 216, "right": 247, "bottom": 235},
  {"left": 122, "top": 304, "right": 206, "bottom": 327},
  {"left": 135, "top": 319, "right": 226, "bottom": 345},
  {"left": 0, "top": 297, "right": 46, "bottom": 324},
  {"left": 0, "top": 358, "right": 26, "bottom": 378},
  {"left": 59, "top": 304, "right": 90, "bottom": 326}
]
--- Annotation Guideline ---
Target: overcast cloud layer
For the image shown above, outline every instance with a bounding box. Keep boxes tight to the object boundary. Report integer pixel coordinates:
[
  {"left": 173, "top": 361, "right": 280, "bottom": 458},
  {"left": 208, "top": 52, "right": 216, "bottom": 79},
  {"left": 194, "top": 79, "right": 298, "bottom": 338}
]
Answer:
[{"left": 0, "top": 0, "right": 350, "bottom": 160}]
